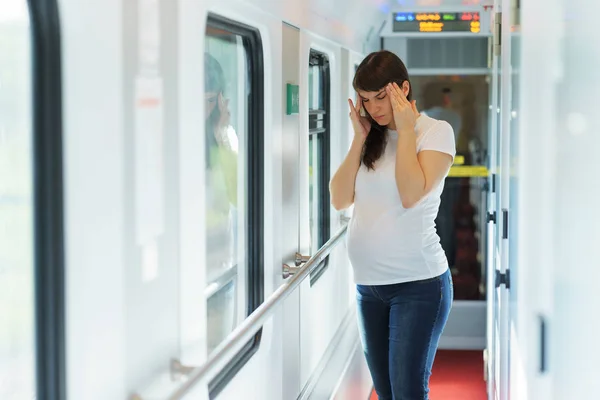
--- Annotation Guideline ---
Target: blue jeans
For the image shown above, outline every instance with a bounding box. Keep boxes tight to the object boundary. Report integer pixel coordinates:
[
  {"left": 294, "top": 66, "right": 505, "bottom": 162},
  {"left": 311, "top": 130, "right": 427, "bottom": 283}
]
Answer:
[{"left": 356, "top": 269, "right": 453, "bottom": 400}]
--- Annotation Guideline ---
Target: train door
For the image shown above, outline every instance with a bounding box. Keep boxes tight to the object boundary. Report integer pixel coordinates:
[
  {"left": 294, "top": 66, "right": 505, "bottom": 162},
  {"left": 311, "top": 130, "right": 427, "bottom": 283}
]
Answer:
[
  {"left": 517, "top": 0, "right": 560, "bottom": 398},
  {"left": 487, "top": 4, "right": 505, "bottom": 399},
  {"left": 298, "top": 43, "right": 340, "bottom": 395},
  {"left": 498, "top": 4, "right": 514, "bottom": 399},
  {"left": 488, "top": 1, "right": 514, "bottom": 399},
  {"left": 280, "top": 22, "right": 303, "bottom": 399},
  {"left": 507, "top": 1, "right": 523, "bottom": 398},
  {"left": 485, "top": 34, "right": 500, "bottom": 398},
  {"left": 0, "top": 1, "right": 65, "bottom": 399},
  {"left": 281, "top": 24, "right": 353, "bottom": 399}
]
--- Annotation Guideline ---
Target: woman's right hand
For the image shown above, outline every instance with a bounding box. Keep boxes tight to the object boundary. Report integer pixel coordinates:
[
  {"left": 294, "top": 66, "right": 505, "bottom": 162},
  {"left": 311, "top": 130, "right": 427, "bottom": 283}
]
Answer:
[{"left": 348, "top": 95, "right": 371, "bottom": 141}]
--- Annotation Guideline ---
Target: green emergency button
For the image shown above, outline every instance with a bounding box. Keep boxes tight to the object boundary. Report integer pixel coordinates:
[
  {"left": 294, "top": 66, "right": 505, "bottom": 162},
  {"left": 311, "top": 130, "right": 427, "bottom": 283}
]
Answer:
[{"left": 286, "top": 83, "right": 299, "bottom": 115}]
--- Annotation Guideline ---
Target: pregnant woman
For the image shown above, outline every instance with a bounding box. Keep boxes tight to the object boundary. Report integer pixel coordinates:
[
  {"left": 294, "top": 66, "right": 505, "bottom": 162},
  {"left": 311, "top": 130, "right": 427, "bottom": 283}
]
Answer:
[{"left": 329, "top": 50, "right": 455, "bottom": 400}]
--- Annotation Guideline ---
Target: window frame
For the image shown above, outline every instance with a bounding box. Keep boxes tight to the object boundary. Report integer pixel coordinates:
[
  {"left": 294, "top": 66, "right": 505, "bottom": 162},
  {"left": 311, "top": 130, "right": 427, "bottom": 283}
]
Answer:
[
  {"left": 204, "top": 14, "right": 264, "bottom": 399},
  {"left": 26, "top": 0, "right": 68, "bottom": 398},
  {"left": 308, "top": 49, "right": 331, "bottom": 286}
]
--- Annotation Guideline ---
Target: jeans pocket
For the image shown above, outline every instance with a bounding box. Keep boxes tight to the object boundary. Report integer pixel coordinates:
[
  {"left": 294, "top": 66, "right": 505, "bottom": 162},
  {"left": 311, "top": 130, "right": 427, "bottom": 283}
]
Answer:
[{"left": 445, "top": 271, "right": 454, "bottom": 299}]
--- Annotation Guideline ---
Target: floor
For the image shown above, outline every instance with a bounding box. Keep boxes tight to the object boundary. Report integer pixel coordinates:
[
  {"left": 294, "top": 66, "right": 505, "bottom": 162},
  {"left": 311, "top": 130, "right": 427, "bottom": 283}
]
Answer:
[{"left": 369, "top": 350, "right": 487, "bottom": 400}]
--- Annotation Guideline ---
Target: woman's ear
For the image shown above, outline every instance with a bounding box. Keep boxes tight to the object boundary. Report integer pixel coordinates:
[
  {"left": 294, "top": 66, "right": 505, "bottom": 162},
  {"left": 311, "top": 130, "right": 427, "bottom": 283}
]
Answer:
[{"left": 402, "top": 81, "right": 411, "bottom": 97}]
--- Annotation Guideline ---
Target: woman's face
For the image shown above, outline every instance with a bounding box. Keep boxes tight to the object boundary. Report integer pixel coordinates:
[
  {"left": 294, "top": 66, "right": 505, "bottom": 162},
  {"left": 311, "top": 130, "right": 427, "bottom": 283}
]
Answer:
[
  {"left": 205, "top": 91, "right": 220, "bottom": 120},
  {"left": 357, "top": 88, "right": 393, "bottom": 126},
  {"left": 357, "top": 81, "right": 410, "bottom": 127},
  {"left": 205, "top": 91, "right": 230, "bottom": 129}
]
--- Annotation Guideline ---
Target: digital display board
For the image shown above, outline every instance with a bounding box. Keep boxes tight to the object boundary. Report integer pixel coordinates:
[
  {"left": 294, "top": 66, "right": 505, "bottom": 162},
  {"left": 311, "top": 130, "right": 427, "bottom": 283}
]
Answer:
[{"left": 392, "top": 12, "right": 481, "bottom": 33}]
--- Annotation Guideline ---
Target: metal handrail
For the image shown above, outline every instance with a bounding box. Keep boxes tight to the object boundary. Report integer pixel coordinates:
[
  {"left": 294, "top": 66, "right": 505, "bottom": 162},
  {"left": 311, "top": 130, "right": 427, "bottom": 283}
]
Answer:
[
  {"left": 137, "top": 223, "right": 348, "bottom": 400},
  {"left": 204, "top": 265, "right": 237, "bottom": 299}
]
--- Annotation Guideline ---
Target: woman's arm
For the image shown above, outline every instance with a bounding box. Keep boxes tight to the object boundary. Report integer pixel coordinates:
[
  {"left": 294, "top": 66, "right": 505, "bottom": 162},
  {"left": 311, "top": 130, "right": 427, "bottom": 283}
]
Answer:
[
  {"left": 329, "top": 97, "right": 371, "bottom": 211},
  {"left": 329, "top": 136, "right": 364, "bottom": 210},
  {"left": 386, "top": 82, "right": 454, "bottom": 208},
  {"left": 395, "top": 135, "right": 453, "bottom": 208}
]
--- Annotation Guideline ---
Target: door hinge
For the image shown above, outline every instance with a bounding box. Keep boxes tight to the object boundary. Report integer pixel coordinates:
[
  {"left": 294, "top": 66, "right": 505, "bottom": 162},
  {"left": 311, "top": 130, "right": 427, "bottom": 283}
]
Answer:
[
  {"left": 502, "top": 209, "right": 509, "bottom": 239},
  {"left": 495, "top": 269, "right": 510, "bottom": 289},
  {"left": 487, "top": 211, "right": 497, "bottom": 224},
  {"left": 512, "top": 0, "right": 521, "bottom": 28},
  {"left": 494, "top": 12, "right": 502, "bottom": 56}
]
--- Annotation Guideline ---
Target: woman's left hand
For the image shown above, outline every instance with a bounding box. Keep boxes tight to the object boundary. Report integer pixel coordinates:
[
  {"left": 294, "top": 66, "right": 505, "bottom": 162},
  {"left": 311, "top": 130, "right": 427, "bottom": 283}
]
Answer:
[
  {"left": 387, "top": 82, "right": 419, "bottom": 135},
  {"left": 218, "top": 92, "right": 231, "bottom": 129}
]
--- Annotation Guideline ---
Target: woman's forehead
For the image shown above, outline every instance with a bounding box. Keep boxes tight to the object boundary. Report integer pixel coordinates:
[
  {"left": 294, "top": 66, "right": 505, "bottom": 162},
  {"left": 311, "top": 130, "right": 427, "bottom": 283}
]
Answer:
[{"left": 358, "top": 89, "right": 385, "bottom": 99}]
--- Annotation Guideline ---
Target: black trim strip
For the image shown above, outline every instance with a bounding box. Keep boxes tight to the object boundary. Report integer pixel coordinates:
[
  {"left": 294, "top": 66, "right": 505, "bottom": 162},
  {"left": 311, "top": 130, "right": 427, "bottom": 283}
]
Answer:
[
  {"left": 309, "top": 49, "right": 331, "bottom": 287},
  {"left": 28, "top": 0, "right": 66, "bottom": 399},
  {"left": 539, "top": 315, "right": 547, "bottom": 373},
  {"left": 205, "top": 14, "right": 264, "bottom": 399}
]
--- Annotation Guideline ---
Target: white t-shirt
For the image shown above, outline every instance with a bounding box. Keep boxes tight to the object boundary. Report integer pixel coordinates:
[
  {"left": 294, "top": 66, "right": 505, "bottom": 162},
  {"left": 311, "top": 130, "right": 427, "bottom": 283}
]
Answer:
[
  {"left": 347, "top": 114, "right": 456, "bottom": 285},
  {"left": 422, "top": 106, "right": 462, "bottom": 141}
]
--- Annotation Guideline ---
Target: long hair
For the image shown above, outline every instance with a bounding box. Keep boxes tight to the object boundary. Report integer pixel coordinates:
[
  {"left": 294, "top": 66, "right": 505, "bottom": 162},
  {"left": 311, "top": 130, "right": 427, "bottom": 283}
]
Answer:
[
  {"left": 353, "top": 50, "right": 412, "bottom": 170},
  {"left": 205, "top": 53, "right": 226, "bottom": 167}
]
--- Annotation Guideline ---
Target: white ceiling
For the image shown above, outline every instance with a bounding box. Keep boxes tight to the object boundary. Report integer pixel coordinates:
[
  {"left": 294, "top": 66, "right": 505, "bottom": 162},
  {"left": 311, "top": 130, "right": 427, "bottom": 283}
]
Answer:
[
  {"left": 276, "top": 0, "right": 490, "bottom": 53},
  {"left": 234, "top": 0, "right": 491, "bottom": 53}
]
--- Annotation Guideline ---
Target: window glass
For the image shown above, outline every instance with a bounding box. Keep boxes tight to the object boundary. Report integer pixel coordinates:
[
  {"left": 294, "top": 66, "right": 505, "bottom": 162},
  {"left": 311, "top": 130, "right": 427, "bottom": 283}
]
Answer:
[
  {"left": 308, "top": 64, "right": 322, "bottom": 111},
  {"left": 204, "top": 28, "right": 247, "bottom": 354},
  {"left": 203, "top": 18, "right": 263, "bottom": 396},
  {"left": 0, "top": 2, "right": 35, "bottom": 398}
]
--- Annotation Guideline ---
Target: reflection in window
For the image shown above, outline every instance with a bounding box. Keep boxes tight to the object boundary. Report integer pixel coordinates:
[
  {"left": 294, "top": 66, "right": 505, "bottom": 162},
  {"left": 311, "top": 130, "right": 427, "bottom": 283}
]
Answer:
[
  {"left": 204, "top": 34, "right": 245, "bottom": 355},
  {"left": 308, "top": 50, "right": 331, "bottom": 286},
  {"left": 0, "top": 2, "right": 35, "bottom": 398},
  {"left": 204, "top": 15, "right": 263, "bottom": 397}
]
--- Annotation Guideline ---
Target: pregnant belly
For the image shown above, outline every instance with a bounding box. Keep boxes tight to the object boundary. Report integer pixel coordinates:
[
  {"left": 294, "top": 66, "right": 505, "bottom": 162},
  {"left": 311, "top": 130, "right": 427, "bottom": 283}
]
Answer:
[{"left": 346, "top": 212, "right": 422, "bottom": 267}]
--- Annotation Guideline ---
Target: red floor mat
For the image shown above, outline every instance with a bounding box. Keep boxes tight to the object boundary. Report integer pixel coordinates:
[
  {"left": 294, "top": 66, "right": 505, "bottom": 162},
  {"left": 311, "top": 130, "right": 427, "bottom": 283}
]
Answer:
[{"left": 369, "top": 350, "right": 487, "bottom": 400}]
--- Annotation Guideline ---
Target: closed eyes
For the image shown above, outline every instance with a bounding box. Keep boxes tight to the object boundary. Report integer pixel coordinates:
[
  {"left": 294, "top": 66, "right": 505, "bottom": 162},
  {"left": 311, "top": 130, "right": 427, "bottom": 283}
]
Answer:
[{"left": 361, "top": 92, "right": 387, "bottom": 103}]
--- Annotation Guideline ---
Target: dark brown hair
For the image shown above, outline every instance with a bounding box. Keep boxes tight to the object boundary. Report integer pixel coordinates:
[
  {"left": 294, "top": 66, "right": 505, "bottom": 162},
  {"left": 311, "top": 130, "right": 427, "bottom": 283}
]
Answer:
[
  {"left": 205, "top": 52, "right": 226, "bottom": 167},
  {"left": 353, "top": 50, "right": 412, "bottom": 169}
]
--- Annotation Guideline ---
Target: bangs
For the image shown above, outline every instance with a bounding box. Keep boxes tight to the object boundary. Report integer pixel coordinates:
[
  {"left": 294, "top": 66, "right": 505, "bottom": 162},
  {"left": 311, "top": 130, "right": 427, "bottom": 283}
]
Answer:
[{"left": 352, "top": 63, "right": 389, "bottom": 93}]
